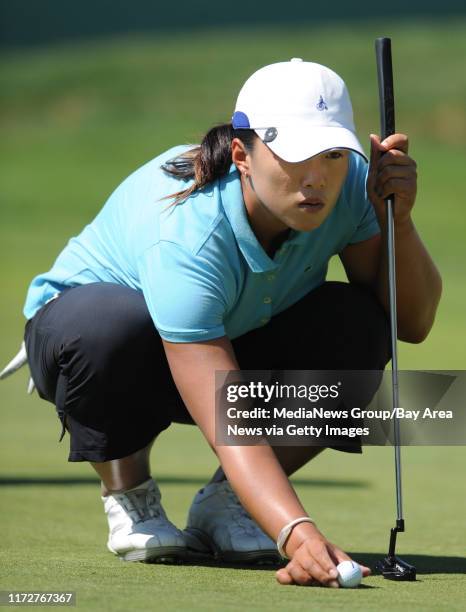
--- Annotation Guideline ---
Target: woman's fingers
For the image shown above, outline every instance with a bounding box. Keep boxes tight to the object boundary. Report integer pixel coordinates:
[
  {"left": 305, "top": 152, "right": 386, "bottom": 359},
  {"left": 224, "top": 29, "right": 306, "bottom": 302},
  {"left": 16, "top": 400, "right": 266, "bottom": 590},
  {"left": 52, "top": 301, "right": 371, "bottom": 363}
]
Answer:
[
  {"left": 275, "top": 562, "right": 335, "bottom": 587},
  {"left": 330, "top": 545, "right": 372, "bottom": 578},
  {"left": 276, "top": 563, "right": 311, "bottom": 586},
  {"left": 370, "top": 133, "right": 409, "bottom": 155},
  {"left": 288, "top": 560, "right": 319, "bottom": 586},
  {"left": 377, "top": 161, "right": 416, "bottom": 184},
  {"left": 379, "top": 133, "right": 409, "bottom": 154},
  {"left": 367, "top": 135, "right": 417, "bottom": 220},
  {"left": 368, "top": 133, "right": 416, "bottom": 193},
  {"left": 360, "top": 564, "right": 372, "bottom": 577},
  {"left": 275, "top": 567, "right": 294, "bottom": 585},
  {"left": 377, "top": 177, "right": 417, "bottom": 202},
  {"left": 327, "top": 545, "right": 351, "bottom": 565},
  {"left": 275, "top": 534, "right": 371, "bottom": 588},
  {"left": 370, "top": 151, "right": 416, "bottom": 186},
  {"left": 301, "top": 555, "right": 335, "bottom": 585},
  {"left": 276, "top": 540, "right": 341, "bottom": 587},
  {"left": 309, "top": 541, "right": 340, "bottom": 581}
]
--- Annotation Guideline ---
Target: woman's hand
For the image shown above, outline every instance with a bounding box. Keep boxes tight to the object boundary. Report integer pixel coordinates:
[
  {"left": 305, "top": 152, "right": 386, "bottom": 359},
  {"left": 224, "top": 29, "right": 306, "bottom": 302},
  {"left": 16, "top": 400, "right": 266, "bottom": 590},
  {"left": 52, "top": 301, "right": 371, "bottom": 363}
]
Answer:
[
  {"left": 366, "top": 133, "right": 417, "bottom": 226},
  {"left": 275, "top": 523, "right": 371, "bottom": 587}
]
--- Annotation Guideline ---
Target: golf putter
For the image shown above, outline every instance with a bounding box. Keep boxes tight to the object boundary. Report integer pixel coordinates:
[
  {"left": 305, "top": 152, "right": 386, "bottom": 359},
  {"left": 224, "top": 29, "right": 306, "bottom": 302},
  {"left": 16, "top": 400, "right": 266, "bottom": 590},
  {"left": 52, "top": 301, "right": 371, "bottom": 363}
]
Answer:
[{"left": 374, "top": 37, "right": 416, "bottom": 581}]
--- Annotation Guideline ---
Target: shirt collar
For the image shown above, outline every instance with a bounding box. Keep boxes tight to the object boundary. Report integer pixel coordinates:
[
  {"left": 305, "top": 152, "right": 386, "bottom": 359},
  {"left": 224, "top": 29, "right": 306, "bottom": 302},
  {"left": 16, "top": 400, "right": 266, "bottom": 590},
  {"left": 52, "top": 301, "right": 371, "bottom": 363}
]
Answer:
[{"left": 219, "top": 164, "right": 279, "bottom": 273}]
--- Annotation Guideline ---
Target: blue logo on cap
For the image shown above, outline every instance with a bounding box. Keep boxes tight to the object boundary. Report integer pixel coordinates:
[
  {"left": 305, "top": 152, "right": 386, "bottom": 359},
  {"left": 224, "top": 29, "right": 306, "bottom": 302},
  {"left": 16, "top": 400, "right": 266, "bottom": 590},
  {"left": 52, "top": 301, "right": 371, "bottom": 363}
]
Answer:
[
  {"left": 232, "top": 111, "right": 250, "bottom": 128},
  {"left": 316, "top": 96, "right": 328, "bottom": 111}
]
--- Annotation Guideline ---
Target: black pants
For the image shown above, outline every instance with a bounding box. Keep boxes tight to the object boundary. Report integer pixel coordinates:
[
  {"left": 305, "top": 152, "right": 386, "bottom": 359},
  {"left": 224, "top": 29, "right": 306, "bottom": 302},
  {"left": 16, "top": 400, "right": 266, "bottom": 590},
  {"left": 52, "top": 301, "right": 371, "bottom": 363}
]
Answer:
[{"left": 24, "top": 281, "right": 391, "bottom": 462}]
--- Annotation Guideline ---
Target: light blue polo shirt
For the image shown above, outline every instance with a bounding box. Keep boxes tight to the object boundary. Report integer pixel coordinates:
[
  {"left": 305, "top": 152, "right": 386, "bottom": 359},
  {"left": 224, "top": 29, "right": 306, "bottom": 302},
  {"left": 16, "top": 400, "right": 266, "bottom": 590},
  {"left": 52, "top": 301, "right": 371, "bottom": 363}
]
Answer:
[{"left": 23, "top": 145, "right": 380, "bottom": 342}]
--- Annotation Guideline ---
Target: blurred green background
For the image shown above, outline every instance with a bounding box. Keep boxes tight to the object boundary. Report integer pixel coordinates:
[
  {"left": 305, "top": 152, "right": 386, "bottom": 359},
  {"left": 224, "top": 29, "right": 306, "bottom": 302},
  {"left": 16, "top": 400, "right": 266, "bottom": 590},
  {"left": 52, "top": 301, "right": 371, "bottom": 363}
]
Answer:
[
  {"left": 1, "top": 10, "right": 465, "bottom": 612},
  {"left": 2, "top": 18, "right": 465, "bottom": 368}
]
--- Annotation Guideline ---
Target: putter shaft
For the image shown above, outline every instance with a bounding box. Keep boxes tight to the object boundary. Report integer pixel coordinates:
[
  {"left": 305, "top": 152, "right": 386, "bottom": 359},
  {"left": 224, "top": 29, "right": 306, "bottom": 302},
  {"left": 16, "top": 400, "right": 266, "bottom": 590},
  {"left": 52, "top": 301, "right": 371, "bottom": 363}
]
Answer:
[{"left": 387, "top": 197, "right": 403, "bottom": 522}]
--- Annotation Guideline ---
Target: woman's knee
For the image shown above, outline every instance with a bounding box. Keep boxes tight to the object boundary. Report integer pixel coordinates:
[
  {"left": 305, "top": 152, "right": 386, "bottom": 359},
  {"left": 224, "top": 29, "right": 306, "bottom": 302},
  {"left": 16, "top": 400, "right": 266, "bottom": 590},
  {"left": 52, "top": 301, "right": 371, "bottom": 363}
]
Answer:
[{"left": 276, "top": 281, "right": 391, "bottom": 369}]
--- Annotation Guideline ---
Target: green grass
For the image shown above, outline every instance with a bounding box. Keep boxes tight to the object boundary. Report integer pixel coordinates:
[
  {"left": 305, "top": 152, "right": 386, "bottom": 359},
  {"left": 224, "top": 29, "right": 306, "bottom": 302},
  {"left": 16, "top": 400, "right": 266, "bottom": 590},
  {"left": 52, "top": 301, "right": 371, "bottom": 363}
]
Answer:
[
  {"left": 1, "top": 375, "right": 465, "bottom": 611},
  {"left": 1, "top": 17, "right": 466, "bottom": 611}
]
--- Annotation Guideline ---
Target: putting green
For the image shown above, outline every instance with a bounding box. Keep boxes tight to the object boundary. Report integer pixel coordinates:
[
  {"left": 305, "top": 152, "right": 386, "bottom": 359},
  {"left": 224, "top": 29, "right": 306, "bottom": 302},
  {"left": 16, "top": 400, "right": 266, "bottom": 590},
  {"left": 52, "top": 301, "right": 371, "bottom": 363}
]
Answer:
[
  {"left": 1, "top": 17, "right": 465, "bottom": 611},
  {"left": 1, "top": 397, "right": 465, "bottom": 611}
]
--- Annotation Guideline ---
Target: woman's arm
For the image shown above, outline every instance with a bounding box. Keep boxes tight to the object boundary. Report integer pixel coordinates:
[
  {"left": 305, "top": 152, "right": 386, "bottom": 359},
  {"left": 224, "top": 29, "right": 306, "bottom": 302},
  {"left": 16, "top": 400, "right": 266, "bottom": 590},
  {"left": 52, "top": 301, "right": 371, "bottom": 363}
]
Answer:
[
  {"left": 162, "top": 336, "right": 370, "bottom": 586},
  {"left": 366, "top": 133, "right": 442, "bottom": 342}
]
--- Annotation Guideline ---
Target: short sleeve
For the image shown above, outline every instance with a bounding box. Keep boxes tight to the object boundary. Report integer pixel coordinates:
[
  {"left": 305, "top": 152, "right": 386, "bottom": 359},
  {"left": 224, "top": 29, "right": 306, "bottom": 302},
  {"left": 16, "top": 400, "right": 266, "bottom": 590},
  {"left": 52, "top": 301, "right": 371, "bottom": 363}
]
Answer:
[
  {"left": 137, "top": 241, "right": 227, "bottom": 343},
  {"left": 344, "top": 153, "right": 381, "bottom": 244}
]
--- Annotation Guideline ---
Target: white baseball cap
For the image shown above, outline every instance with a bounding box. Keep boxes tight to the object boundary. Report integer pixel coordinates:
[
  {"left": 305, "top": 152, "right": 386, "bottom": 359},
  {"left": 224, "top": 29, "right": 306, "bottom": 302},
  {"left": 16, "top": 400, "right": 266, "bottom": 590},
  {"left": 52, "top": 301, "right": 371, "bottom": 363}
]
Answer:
[{"left": 232, "top": 58, "right": 367, "bottom": 163}]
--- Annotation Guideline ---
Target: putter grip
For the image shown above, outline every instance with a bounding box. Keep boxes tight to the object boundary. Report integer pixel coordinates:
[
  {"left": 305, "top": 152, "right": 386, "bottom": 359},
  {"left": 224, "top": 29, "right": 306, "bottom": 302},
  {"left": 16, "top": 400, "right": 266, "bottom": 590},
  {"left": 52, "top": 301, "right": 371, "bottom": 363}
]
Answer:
[{"left": 375, "top": 37, "right": 395, "bottom": 139}]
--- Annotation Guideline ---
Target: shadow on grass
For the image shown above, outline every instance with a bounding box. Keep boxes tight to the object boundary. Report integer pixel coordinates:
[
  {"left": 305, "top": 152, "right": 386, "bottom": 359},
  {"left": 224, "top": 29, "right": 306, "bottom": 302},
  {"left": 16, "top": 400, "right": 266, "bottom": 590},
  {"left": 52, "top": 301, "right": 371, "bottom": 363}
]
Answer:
[
  {"left": 350, "top": 552, "right": 466, "bottom": 575},
  {"left": 181, "top": 552, "right": 466, "bottom": 576},
  {"left": 0, "top": 475, "right": 369, "bottom": 488}
]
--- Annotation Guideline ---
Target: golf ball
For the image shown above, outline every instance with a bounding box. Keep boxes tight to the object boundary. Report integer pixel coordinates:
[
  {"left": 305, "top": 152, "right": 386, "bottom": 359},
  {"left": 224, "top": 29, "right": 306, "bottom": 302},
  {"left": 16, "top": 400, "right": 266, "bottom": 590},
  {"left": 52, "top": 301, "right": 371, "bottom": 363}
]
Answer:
[{"left": 337, "top": 560, "right": 362, "bottom": 588}]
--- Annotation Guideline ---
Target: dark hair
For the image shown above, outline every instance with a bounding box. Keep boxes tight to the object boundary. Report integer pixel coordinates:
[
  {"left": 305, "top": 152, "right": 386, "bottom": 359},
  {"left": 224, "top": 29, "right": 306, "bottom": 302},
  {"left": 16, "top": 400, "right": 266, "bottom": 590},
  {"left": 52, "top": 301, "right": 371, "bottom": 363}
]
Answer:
[{"left": 160, "top": 123, "right": 257, "bottom": 207}]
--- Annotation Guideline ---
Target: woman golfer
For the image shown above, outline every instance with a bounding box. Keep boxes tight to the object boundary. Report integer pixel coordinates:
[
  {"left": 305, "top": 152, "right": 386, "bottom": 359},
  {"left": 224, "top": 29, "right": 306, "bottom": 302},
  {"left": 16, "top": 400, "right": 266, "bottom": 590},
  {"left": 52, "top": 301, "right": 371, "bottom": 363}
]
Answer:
[{"left": 4, "top": 58, "right": 441, "bottom": 587}]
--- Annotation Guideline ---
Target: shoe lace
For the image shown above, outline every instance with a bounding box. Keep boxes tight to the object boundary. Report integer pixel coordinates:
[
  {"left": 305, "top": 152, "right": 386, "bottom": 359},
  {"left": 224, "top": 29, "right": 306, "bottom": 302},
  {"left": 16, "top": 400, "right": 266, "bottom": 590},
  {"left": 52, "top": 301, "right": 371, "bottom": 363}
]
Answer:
[{"left": 121, "top": 488, "right": 163, "bottom": 523}]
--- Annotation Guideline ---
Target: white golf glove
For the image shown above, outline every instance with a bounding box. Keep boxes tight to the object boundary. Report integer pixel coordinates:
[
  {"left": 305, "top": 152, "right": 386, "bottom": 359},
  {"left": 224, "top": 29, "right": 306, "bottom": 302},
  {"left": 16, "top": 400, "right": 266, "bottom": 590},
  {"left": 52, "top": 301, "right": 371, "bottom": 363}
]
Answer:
[{"left": 0, "top": 341, "right": 35, "bottom": 394}]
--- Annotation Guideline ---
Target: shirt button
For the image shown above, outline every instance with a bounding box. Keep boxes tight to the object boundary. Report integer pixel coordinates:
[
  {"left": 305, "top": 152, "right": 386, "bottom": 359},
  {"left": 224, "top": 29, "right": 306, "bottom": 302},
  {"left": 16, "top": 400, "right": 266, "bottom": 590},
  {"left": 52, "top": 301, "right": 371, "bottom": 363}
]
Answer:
[
  {"left": 260, "top": 317, "right": 269, "bottom": 325},
  {"left": 263, "top": 296, "right": 272, "bottom": 304},
  {"left": 267, "top": 274, "right": 276, "bottom": 281}
]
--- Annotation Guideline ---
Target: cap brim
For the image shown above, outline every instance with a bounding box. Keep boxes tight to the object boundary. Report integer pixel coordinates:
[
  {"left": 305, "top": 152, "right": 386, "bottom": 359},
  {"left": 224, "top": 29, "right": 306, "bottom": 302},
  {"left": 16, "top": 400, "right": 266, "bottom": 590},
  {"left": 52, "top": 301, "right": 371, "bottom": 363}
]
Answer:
[{"left": 254, "top": 125, "right": 367, "bottom": 163}]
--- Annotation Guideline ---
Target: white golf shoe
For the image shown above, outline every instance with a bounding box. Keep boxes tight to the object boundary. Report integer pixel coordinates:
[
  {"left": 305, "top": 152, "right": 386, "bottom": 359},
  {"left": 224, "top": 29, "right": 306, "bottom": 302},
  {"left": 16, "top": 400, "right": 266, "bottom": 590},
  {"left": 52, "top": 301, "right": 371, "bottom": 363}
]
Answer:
[
  {"left": 102, "top": 477, "right": 187, "bottom": 563},
  {"left": 184, "top": 480, "right": 280, "bottom": 564}
]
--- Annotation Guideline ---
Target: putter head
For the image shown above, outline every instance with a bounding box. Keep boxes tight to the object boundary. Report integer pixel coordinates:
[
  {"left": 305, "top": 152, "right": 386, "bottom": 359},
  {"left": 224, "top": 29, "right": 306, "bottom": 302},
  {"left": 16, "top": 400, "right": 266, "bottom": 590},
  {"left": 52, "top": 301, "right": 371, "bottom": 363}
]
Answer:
[{"left": 376, "top": 555, "right": 416, "bottom": 581}]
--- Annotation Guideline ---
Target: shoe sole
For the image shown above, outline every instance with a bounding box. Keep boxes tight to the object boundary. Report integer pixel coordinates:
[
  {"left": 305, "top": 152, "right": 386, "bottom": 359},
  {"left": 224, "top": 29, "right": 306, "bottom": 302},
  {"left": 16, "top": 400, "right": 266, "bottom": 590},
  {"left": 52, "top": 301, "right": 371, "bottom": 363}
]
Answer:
[
  {"left": 110, "top": 545, "right": 188, "bottom": 564},
  {"left": 183, "top": 527, "right": 281, "bottom": 565}
]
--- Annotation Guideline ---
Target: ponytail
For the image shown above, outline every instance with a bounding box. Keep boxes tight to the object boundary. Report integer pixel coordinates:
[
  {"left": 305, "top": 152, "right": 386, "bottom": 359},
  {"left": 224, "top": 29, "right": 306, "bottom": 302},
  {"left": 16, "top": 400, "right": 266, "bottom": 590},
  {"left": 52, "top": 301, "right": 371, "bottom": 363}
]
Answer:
[{"left": 161, "top": 123, "right": 257, "bottom": 208}]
